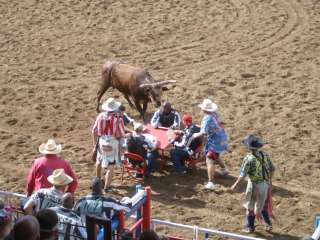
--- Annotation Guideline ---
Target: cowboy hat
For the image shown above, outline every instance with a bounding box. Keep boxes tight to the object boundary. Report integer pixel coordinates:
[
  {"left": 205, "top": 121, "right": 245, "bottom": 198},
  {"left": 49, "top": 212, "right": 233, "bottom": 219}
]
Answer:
[
  {"left": 39, "top": 139, "right": 62, "bottom": 155},
  {"left": 133, "top": 122, "right": 146, "bottom": 132},
  {"left": 101, "top": 97, "right": 121, "bottom": 112},
  {"left": 47, "top": 169, "right": 73, "bottom": 186},
  {"left": 243, "top": 134, "right": 264, "bottom": 150},
  {"left": 198, "top": 99, "right": 218, "bottom": 112}
]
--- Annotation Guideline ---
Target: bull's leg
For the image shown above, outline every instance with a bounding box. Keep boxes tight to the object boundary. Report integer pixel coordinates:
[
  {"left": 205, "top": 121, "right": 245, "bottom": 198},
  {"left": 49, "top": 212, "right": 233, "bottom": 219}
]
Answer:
[
  {"left": 96, "top": 83, "right": 110, "bottom": 112},
  {"left": 124, "top": 94, "right": 135, "bottom": 109},
  {"left": 142, "top": 100, "right": 148, "bottom": 122},
  {"left": 134, "top": 99, "right": 144, "bottom": 120}
]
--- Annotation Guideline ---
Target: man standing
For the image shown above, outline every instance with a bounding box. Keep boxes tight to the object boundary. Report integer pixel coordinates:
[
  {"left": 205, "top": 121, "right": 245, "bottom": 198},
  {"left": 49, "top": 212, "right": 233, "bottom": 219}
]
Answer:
[
  {"left": 26, "top": 139, "right": 78, "bottom": 196},
  {"left": 92, "top": 98, "right": 126, "bottom": 192},
  {"left": 230, "top": 135, "right": 275, "bottom": 233},
  {"left": 24, "top": 169, "right": 73, "bottom": 215},
  {"left": 193, "top": 99, "right": 229, "bottom": 190},
  {"left": 51, "top": 193, "right": 87, "bottom": 240},
  {"left": 151, "top": 102, "right": 181, "bottom": 129}
]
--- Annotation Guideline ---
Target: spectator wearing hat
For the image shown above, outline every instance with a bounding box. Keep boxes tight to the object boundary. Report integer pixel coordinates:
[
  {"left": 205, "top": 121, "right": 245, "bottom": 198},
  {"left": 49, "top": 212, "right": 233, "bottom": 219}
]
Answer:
[
  {"left": 92, "top": 98, "right": 127, "bottom": 192},
  {"left": 24, "top": 169, "right": 73, "bottom": 215},
  {"left": 169, "top": 114, "right": 201, "bottom": 174},
  {"left": 26, "top": 139, "right": 78, "bottom": 197},
  {"left": 151, "top": 102, "right": 181, "bottom": 129},
  {"left": 126, "top": 122, "right": 160, "bottom": 177},
  {"left": 74, "top": 178, "right": 130, "bottom": 225},
  {"left": 192, "top": 99, "right": 229, "bottom": 190},
  {"left": 0, "top": 202, "right": 12, "bottom": 240},
  {"left": 51, "top": 193, "right": 87, "bottom": 240},
  {"left": 230, "top": 135, "right": 276, "bottom": 233}
]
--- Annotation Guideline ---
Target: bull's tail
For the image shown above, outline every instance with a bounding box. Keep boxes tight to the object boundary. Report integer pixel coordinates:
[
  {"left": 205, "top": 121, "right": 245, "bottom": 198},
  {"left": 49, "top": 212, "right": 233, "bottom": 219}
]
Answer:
[{"left": 96, "top": 61, "right": 116, "bottom": 112}]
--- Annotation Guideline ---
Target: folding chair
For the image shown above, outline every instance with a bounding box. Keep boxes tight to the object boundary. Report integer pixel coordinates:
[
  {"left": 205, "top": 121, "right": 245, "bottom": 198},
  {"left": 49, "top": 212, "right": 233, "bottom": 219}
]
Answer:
[
  {"left": 185, "top": 145, "right": 204, "bottom": 169},
  {"left": 121, "top": 152, "right": 147, "bottom": 183}
]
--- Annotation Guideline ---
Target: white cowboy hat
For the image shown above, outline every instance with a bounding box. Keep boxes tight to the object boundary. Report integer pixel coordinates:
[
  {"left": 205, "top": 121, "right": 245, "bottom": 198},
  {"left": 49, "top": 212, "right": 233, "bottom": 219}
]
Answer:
[
  {"left": 47, "top": 169, "right": 73, "bottom": 186},
  {"left": 101, "top": 98, "right": 121, "bottom": 112},
  {"left": 133, "top": 122, "right": 146, "bottom": 132},
  {"left": 39, "top": 139, "right": 62, "bottom": 155},
  {"left": 198, "top": 99, "right": 218, "bottom": 112}
]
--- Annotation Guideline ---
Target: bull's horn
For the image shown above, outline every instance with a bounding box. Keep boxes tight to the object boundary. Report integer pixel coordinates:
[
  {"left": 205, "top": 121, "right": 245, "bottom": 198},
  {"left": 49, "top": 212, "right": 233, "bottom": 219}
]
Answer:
[
  {"left": 153, "top": 80, "right": 177, "bottom": 86},
  {"left": 139, "top": 83, "right": 153, "bottom": 88}
]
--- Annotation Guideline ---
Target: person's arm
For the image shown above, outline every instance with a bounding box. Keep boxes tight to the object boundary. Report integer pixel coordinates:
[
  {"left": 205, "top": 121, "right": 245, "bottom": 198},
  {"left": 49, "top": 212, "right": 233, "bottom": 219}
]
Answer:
[
  {"left": 172, "top": 112, "right": 181, "bottom": 129},
  {"left": 23, "top": 194, "right": 37, "bottom": 215},
  {"left": 230, "top": 156, "right": 250, "bottom": 192},
  {"left": 26, "top": 161, "right": 37, "bottom": 196},
  {"left": 230, "top": 176, "right": 245, "bottom": 192},
  {"left": 150, "top": 111, "right": 160, "bottom": 128},
  {"left": 92, "top": 114, "right": 102, "bottom": 146},
  {"left": 65, "top": 162, "right": 78, "bottom": 194}
]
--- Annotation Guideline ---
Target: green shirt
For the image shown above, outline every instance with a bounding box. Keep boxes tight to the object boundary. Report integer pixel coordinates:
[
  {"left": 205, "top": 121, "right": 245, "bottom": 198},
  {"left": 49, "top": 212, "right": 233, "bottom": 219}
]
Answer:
[{"left": 240, "top": 151, "right": 275, "bottom": 183}]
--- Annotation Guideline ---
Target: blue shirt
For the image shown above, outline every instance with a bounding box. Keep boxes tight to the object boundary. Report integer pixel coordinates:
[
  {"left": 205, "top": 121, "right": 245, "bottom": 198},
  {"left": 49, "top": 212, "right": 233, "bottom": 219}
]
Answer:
[
  {"left": 200, "top": 113, "right": 228, "bottom": 153},
  {"left": 151, "top": 109, "right": 181, "bottom": 129}
]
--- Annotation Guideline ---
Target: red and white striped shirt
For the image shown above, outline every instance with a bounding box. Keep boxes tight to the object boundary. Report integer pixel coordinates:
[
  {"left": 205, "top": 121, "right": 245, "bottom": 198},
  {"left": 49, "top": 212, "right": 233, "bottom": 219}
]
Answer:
[{"left": 92, "top": 112, "right": 125, "bottom": 138}]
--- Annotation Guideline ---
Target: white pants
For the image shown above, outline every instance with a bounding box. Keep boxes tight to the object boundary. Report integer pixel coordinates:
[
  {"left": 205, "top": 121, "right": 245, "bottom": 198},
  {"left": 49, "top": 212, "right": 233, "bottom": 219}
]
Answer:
[
  {"left": 243, "top": 179, "right": 269, "bottom": 215},
  {"left": 96, "top": 136, "right": 123, "bottom": 168}
]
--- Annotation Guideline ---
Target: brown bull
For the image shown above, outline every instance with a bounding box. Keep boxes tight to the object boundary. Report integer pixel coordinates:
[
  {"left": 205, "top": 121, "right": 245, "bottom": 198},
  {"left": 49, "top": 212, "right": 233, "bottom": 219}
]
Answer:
[{"left": 96, "top": 61, "right": 176, "bottom": 119}]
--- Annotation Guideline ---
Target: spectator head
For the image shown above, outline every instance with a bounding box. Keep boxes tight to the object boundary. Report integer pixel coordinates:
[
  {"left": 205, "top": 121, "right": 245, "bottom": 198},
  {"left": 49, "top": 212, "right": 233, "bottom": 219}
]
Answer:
[
  {"left": 61, "top": 193, "right": 74, "bottom": 209},
  {"left": 12, "top": 215, "right": 40, "bottom": 240},
  {"left": 162, "top": 102, "right": 172, "bottom": 115},
  {"left": 36, "top": 209, "right": 58, "bottom": 240},
  {"left": 118, "top": 104, "right": 126, "bottom": 112},
  {"left": 90, "top": 177, "right": 103, "bottom": 195},
  {"left": 0, "top": 204, "right": 12, "bottom": 240},
  {"left": 139, "top": 230, "right": 160, "bottom": 240},
  {"left": 182, "top": 114, "right": 193, "bottom": 126},
  {"left": 133, "top": 122, "right": 145, "bottom": 134},
  {"left": 47, "top": 169, "right": 73, "bottom": 189}
]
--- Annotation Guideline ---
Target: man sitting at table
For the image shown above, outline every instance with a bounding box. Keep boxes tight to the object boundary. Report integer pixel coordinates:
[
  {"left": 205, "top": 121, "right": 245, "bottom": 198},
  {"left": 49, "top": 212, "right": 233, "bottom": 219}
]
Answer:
[
  {"left": 170, "top": 114, "right": 202, "bottom": 174},
  {"left": 151, "top": 102, "right": 181, "bottom": 129},
  {"left": 127, "top": 122, "right": 160, "bottom": 177}
]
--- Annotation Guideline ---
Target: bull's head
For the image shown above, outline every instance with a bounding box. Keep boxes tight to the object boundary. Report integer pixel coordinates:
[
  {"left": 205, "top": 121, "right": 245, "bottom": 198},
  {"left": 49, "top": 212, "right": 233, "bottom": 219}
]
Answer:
[{"left": 139, "top": 80, "right": 176, "bottom": 107}]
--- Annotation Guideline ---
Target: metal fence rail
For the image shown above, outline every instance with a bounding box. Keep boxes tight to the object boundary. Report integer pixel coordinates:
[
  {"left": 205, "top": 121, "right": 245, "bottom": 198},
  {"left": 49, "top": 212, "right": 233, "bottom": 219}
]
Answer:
[{"left": 152, "top": 219, "right": 265, "bottom": 240}]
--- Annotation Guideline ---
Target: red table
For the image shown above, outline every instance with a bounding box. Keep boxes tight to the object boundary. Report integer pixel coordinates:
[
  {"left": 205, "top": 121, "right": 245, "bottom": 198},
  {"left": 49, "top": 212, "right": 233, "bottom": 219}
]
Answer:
[{"left": 143, "top": 124, "right": 172, "bottom": 150}]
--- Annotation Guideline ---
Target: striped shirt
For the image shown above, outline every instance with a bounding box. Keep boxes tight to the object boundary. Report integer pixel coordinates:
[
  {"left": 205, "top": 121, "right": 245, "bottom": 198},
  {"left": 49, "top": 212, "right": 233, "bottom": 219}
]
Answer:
[
  {"left": 73, "top": 194, "right": 130, "bottom": 223},
  {"left": 92, "top": 112, "right": 125, "bottom": 138},
  {"left": 24, "top": 187, "right": 62, "bottom": 212},
  {"left": 50, "top": 206, "right": 87, "bottom": 240}
]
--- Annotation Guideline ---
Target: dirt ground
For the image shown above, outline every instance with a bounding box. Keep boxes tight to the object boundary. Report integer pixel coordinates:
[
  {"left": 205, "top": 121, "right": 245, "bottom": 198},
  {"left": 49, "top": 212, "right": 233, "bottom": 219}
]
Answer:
[{"left": 0, "top": 0, "right": 319, "bottom": 239}]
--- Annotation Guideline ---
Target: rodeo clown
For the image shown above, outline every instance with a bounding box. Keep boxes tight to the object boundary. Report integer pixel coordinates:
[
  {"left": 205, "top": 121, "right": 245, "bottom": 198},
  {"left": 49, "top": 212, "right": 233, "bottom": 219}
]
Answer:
[{"left": 230, "top": 134, "right": 276, "bottom": 233}]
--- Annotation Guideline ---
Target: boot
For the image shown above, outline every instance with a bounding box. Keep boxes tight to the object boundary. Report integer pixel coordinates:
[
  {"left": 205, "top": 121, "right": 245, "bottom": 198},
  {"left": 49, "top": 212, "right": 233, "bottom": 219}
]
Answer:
[
  {"left": 262, "top": 209, "right": 272, "bottom": 231},
  {"left": 243, "top": 214, "right": 255, "bottom": 233}
]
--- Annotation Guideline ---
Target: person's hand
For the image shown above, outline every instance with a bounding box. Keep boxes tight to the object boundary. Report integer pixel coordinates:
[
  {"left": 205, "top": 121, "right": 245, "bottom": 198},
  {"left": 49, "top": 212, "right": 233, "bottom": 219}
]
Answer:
[{"left": 229, "top": 184, "right": 237, "bottom": 193}]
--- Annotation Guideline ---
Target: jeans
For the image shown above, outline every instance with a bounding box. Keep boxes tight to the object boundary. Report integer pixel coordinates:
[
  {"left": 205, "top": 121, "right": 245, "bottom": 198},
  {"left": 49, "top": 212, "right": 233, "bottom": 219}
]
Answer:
[
  {"left": 170, "top": 148, "right": 189, "bottom": 173},
  {"left": 146, "top": 151, "right": 159, "bottom": 176}
]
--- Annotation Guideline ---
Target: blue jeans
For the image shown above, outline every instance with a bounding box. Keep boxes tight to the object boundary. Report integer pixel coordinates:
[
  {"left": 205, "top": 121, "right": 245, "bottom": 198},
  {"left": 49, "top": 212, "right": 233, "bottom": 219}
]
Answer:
[
  {"left": 170, "top": 148, "right": 189, "bottom": 173},
  {"left": 146, "top": 151, "right": 159, "bottom": 176}
]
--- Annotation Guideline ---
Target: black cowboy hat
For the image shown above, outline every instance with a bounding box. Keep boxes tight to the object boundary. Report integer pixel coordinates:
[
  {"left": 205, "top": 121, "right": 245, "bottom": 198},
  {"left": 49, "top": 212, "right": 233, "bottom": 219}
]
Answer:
[{"left": 243, "top": 134, "right": 264, "bottom": 149}]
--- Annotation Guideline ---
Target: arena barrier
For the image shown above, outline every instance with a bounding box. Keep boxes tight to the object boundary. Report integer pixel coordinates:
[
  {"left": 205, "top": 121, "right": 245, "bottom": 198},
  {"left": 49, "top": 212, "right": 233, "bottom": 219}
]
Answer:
[
  {"left": 118, "top": 185, "right": 151, "bottom": 239},
  {"left": 1, "top": 188, "right": 265, "bottom": 240}
]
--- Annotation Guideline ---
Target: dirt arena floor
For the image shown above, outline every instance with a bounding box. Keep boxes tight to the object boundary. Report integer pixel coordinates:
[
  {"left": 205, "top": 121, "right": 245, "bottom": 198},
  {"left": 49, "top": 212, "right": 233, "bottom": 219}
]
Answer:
[{"left": 0, "top": 0, "right": 319, "bottom": 239}]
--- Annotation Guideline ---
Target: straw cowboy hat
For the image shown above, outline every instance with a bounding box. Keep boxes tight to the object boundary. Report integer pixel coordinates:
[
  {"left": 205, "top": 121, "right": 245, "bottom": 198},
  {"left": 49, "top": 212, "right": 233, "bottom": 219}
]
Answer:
[
  {"left": 101, "top": 97, "right": 121, "bottom": 112},
  {"left": 39, "top": 139, "right": 62, "bottom": 155},
  {"left": 133, "top": 122, "right": 146, "bottom": 132},
  {"left": 47, "top": 169, "right": 73, "bottom": 186},
  {"left": 198, "top": 99, "right": 218, "bottom": 112},
  {"left": 243, "top": 134, "right": 264, "bottom": 150}
]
